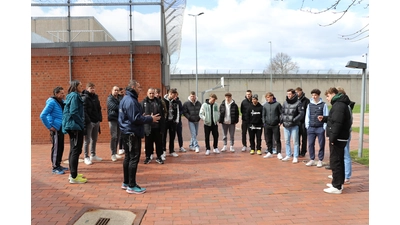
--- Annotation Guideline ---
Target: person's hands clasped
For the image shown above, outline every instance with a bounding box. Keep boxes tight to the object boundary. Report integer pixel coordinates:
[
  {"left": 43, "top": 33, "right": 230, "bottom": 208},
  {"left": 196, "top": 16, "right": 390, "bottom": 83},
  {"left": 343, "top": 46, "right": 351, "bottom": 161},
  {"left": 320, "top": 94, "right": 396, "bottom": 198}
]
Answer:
[{"left": 151, "top": 113, "right": 161, "bottom": 123}]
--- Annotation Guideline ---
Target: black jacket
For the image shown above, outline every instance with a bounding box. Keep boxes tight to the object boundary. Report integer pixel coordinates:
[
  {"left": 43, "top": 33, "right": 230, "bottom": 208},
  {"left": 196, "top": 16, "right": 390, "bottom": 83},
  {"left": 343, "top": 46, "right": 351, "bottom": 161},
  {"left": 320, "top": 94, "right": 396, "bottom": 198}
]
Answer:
[
  {"left": 321, "top": 93, "right": 352, "bottom": 144},
  {"left": 262, "top": 98, "right": 282, "bottom": 126},
  {"left": 298, "top": 92, "right": 310, "bottom": 123},
  {"left": 219, "top": 99, "right": 239, "bottom": 124},
  {"left": 82, "top": 90, "right": 102, "bottom": 124},
  {"left": 281, "top": 95, "right": 304, "bottom": 128},
  {"left": 240, "top": 96, "right": 252, "bottom": 121},
  {"left": 164, "top": 94, "right": 179, "bottom": 123},
  {"left": 183, "top": 96, "right": 202, "bottom": 122},
  {"left": 107, "top": 94, "right": 121, "bottom": 121},
  {"left": 245, "top": 102, "right": 263, "bottom": 127},
  {"left": 141, "top": 97, "right": 165, "bottom": 136}
]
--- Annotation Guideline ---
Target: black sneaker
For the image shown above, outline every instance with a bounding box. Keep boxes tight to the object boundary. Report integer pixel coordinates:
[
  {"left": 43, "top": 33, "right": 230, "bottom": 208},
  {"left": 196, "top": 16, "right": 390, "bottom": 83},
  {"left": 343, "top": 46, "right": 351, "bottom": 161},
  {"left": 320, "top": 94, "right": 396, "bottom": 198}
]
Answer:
[
  {"left": 155, "top": 158, "right": 164, "bottom": 164},
  {"left": 144, "top": 157, "right": 151, "bottom": 164}
]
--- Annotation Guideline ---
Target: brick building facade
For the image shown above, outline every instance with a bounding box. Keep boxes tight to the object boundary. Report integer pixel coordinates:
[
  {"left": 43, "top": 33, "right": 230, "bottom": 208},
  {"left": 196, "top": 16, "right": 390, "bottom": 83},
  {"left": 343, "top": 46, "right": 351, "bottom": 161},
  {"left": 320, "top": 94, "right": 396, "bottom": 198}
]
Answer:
[{"left": 31, "top": 44, "right": 165, "bottom": 144}]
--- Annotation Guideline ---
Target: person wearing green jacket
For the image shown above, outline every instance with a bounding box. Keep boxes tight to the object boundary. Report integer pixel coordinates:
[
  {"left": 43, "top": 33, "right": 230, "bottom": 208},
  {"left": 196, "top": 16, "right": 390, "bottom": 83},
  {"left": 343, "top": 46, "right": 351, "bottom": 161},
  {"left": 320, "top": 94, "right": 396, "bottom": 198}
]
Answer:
[{"left": 199, "top": 93, "right": 220, "bottom": 155}]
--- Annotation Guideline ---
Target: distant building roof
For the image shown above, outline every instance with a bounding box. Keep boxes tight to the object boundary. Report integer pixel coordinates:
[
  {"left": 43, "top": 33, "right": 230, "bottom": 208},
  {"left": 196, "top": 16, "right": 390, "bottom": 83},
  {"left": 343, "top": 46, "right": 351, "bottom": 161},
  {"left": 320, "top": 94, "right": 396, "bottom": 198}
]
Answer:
[{"left": 31, "top": 32, "right": 53, "bottom": 43}]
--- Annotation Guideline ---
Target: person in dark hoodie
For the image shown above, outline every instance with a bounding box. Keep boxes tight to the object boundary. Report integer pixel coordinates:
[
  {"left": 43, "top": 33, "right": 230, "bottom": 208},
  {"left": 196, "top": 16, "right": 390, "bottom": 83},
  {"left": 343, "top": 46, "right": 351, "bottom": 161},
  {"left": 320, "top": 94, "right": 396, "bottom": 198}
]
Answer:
[
  {"left": 218, "top": 92, "right": 239, "bottom": 152},
  {"left": 240, "top": 90, "right": 253, "bottom": 152},
  {"left": 318, "top": 87, "right": 352, "bottom": 194},
  {"left": 163, "top": 88, "right": 180, "bottom": 157},
  {"left": 245, "top": 94, "right": 264, "bottom": 155},
  {"left": 336, "top": 87, "right": 355, "bottom": 185},
  {"left": 141, "top": 87, "right": 165, "bottom": 165},
  {"left": 262, "top": 92, "right": 283, "bottom": 160},
  {"left": 119, "top": 80, "right": 160, "bottom": 194},
  {"left": 183, "top": 91, "right": 202, "bottom": 153},
  {"left": 295, "top": 87, "right": 310, "bottom": 158},
  {"left": 81, "top": 82, "right": 103, "bottom": 165},
  {"left": 40, "top": 86, "right": 67, "bottom": 175},
  {"left": 281, "top": 88, "right": 305, "bottom": 163}
]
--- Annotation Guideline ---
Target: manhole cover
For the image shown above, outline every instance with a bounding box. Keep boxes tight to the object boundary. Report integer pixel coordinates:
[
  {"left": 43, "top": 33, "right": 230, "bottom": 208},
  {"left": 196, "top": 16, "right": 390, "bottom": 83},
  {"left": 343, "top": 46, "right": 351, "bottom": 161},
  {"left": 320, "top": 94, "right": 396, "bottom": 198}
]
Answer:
[{"left": 67, "top": 208, "right": 146, "bottom": 225}]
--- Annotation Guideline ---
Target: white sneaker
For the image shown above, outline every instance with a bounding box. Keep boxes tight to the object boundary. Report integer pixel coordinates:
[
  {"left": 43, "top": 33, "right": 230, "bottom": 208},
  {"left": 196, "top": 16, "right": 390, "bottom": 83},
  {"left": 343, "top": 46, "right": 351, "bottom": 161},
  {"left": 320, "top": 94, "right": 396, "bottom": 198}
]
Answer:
[
  {"left": 84, "top": 157, "right": 92, "bottom": 165},
  {"left": 328, "top": 175, "right": 333, "bottom": 179},
  {"left": 111, "top": 155, "right": 117, "bottom": 162},
  {"left": 221, "top": 145, "right": 227, "bottom": 152},
  {"left": 189, "top": 146, "right": 195, "bottom": 151},
  {"left": 277, "top": 153, "right": 283, "bottom": 160},
  {"left": 324, "top": 186, "right": 342, "bottom": 194},
  {"left": 263, "top": 152, "right": 273, "bottom": 158},
  {"left": 90, "top": 155, "right": 102, "bottom": 161},
  {"left": 230, "top": 146, "right": 235, "bottom": 152},
  {"left": 241, "top": 146, "right": 247, "bottom": 152},
  {"left": 179, "top": 147, "right": 187, "bottom": 152},
  {"left": 292, "top": 157, "right": 298, "bottom": 164},
  {"left": 195, "top": 147, "right": 200, "bottom": 153},
  {"left": 306, "top": 160, "right": 314, "bottom": 166},
  {"left": 326, "top": 183, "right": 344, "bottom": 190},
  {"left": 213, "top": 148, "right": 220, "bottom": 154},
  {"left": 317, "top": 160, "right": 323, "bottom": 168},
  {"left": 205, "top": 150, "right": 210, "bottom": 155},
  {"left": 161, "top": 153, "right": 166, "bottom": 161},
  {"left": 150, "top": 154, "right": 153, "bottom": 160},
  {"left": 281, "top": 156, "right": 291, "bottom": 161},
  {"left": 170, "top": 152, "right": 179, "bottom": 157},
  {"left": 118, "top": 149, "right": 125, "bottom": 154}
]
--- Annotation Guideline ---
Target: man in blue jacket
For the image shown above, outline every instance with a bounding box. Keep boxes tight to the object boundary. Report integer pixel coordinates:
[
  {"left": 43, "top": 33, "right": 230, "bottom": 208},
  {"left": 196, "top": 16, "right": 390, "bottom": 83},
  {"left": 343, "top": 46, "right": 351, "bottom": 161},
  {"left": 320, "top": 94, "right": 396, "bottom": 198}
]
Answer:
[
  {"left": 119, "top": 80, "right": 160, "bottom": 194},
  {"left": 40, "top": 86, "right": 66, "bottom": 175}
]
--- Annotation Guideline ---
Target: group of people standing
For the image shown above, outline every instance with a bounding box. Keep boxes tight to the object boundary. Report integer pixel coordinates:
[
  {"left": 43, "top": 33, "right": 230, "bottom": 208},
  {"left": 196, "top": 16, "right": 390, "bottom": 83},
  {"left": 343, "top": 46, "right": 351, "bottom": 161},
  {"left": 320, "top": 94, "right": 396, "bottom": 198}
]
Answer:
[{"left": 40, "top": 80, "right": 354, "bottom": 195}]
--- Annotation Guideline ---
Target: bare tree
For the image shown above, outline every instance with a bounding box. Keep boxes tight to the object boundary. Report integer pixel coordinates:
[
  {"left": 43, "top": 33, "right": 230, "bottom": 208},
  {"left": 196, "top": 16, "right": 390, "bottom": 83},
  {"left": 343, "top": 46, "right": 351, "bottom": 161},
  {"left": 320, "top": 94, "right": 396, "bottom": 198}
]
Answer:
[
  {"left": 298, "top": 0, "right": 369, "bottom": 42},
  {"left": 265, "top": 52, "right": 299, "bottom": 75}
]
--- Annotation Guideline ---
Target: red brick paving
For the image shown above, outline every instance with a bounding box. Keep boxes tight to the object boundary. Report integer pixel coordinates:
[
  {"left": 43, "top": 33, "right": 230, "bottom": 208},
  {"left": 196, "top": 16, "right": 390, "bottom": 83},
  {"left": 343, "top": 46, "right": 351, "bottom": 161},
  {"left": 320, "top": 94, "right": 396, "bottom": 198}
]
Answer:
[{"left": 31, "top": 114, "right": 369, "bottom": 225}]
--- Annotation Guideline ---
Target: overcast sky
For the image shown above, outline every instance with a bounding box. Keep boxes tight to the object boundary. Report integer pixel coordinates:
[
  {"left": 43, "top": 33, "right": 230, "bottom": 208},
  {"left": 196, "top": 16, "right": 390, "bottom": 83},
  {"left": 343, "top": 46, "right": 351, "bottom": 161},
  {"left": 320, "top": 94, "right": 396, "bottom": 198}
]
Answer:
[{"left": 31, "top": 0, "right": 369, "bottom": 74}]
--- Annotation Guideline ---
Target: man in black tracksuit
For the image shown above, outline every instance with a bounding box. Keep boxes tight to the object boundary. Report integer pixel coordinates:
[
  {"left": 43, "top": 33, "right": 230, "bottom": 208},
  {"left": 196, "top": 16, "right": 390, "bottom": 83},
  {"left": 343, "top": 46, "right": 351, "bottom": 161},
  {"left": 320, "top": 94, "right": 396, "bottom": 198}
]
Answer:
[
  {"left": 319, "top": 87, "right": 351, "bottom": 194},
  {"left": 240, "top": 90, "right": 253, "bottom": 151},
  {"left": 296, "top": 87, "right": 310, "bottom": 157},
  {"left": 245, "top": 94, "right": 263, "bottom": 155},
  {"left": 163, "top": 89, "right": 179, "bottom": 157}
]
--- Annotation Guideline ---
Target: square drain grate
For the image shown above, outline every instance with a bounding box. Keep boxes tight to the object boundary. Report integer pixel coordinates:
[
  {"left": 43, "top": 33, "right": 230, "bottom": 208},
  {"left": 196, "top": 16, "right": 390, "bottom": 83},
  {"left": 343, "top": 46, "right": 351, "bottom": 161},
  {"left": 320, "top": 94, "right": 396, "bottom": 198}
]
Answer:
[{"left": 67, "top": 208, "right": 146, "bottom": 225}]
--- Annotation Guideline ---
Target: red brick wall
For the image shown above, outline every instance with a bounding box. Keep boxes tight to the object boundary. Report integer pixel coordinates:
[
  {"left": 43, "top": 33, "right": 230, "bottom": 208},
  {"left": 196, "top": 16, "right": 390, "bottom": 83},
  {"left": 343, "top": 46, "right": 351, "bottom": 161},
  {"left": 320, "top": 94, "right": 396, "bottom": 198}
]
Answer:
[{"left": 32, "top": 53, "right": 163, "bottom": 144}]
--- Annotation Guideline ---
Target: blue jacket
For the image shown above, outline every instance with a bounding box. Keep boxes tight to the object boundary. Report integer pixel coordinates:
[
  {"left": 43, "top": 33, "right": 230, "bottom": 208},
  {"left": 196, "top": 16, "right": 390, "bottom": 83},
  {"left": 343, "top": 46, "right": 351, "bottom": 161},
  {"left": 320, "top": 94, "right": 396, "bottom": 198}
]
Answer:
[
  {"left": 62, "top": 92, "right": 85, "bottom": 133},
  {"left": 118, "top": 88, "right": 153, "bottom": 138},
  {"left": 40, "top": 97, "right": 64, "bottom": 131}
]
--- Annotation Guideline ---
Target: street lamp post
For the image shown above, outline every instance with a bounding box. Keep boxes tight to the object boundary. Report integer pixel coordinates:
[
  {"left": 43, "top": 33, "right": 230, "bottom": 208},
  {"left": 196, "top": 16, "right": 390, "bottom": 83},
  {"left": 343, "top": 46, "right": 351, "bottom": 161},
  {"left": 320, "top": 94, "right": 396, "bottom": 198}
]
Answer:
[
  {"left": 189, "top": 12, "right": 204, "bottom": 98},
  {"left": 269, "top": 41, "right": 272, "bottom": 91},
  {"left": 345, "top": 60, "right": 367, "bottom": 158}
]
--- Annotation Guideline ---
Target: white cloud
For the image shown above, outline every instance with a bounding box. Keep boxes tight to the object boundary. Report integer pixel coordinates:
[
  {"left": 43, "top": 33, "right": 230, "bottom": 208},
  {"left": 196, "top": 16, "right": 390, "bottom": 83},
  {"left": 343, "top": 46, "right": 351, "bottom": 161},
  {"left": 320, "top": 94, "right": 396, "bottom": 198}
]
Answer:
[{"left": 31, "top": 0, "right": 369, "bottom": 72}]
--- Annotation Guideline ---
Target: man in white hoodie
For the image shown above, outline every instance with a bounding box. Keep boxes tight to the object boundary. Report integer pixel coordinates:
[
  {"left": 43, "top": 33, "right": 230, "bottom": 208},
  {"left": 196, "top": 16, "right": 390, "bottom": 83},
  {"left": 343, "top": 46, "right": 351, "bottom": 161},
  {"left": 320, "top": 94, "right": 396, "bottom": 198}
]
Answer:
[{"left": 305, "top": 89, "right": 329, "bottom": 168}]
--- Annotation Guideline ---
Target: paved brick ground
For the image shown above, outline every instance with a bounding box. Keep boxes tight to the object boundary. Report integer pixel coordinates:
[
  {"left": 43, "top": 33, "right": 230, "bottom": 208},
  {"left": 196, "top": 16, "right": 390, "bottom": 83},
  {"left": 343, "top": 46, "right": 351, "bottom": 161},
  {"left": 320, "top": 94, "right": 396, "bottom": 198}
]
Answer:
[{"left": 31, "top": 114, "right": 369, "bottom": 225}]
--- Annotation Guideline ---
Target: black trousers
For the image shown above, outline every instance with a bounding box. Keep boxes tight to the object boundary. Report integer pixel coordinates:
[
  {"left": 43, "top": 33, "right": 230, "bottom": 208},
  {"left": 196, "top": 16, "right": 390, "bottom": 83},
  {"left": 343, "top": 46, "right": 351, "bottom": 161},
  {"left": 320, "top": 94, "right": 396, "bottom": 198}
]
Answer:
[
  {"left": 204, "top": 123, "right": 219, "bottom": 150},
  {"left": 122, "top": 134, "right": 142, "bottom": 188},
  {"left": 145, "top": 127, "right": 163, "bottom": 159},
  {"left": 176, "top": 120, "right": 183, "bottom": 148},
  {"left": 264, "top": 124, "right": 281, "bottom": 154},
  {"left": 299, "top": 122, "right": 308, "bottom": 156},
  {"left": 164, "top": 121, "right": 176, "bottom": 153},
  {"left": 329, "top": 141, "right": 346, "bottom": 190},
  {"left": 248, "top": 127, "right": 263, "bottom": 151},
  {"left": 68, "top": 130, "right": 83, "bottom": 179},
  {"left": 241, "top": 120, "right": 249, "bottom": 147},
  {"left": 50, "top": 130, "right": 65, "bottom": 169}
]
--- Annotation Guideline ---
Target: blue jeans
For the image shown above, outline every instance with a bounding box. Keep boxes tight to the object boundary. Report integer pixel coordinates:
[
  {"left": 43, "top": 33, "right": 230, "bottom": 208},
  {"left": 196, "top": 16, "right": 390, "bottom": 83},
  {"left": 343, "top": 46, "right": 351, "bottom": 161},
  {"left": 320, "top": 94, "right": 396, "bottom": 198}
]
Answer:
[
  {"left": 344, "top": 132, "right": 352, "bottom": 180},
  {"left": 284, "top": 126, "right": 299, "bottom": 158},
  {"left": 188, "top": 121, "right": 199, "bottom": 148}
]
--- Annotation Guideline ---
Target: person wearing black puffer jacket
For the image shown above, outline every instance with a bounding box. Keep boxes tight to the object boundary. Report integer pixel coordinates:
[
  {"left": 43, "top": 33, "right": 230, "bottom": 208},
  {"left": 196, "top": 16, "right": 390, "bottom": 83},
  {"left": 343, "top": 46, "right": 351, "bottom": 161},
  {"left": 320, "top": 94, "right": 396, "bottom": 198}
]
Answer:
[
  {"left": 281, "top": 88, "right": 305, "bottom": 163},
  {"left": 318, "top": 87, "right": 352, "bottom": 194},
  {"left": 81, "top": 82, "right": 103, "bottom": 165},
  {"left": 183, "top": 91, "right": 202, "bottom": 153},
  {"left": 218, "top": 92, "right": 239, "bottom": 152}
]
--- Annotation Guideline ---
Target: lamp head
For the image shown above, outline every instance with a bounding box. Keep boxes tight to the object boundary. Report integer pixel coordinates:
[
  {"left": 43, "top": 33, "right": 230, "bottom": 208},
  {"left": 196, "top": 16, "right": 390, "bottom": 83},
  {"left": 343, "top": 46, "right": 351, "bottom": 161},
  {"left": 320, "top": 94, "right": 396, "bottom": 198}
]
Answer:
[{"left": 345, "top": 60, "right": 367, "bottom": 69}]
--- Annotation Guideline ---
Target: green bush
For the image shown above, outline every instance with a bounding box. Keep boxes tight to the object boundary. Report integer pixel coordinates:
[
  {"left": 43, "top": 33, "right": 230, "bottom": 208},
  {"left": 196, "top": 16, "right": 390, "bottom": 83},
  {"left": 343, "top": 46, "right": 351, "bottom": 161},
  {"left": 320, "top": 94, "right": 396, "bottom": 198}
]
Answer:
[{"left": 350, "top": 149, "right": 369, "bottom": 166}]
